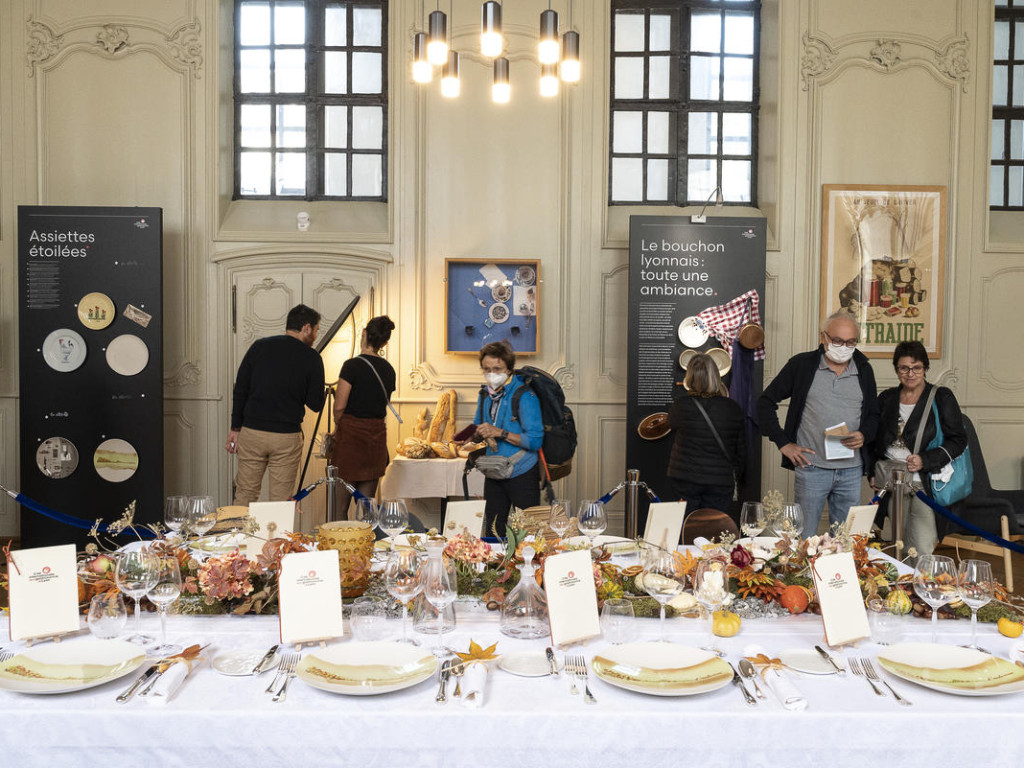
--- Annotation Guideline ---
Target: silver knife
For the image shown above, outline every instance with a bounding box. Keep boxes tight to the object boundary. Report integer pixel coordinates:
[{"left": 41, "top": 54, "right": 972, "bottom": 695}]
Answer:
[
  {"left": 545, "top": 647, "right": 559, "bottom": 676},
  {"left": 815, "top": 644, "right": 846, "bottom": 675},
  {"left": 252, "top": 644, "right": 280, "bottom": 675},
  {"left": 116, "top": 665, "right": 157, "bottom": 703},
  {"left": 729, "top": 663, "right": 757, "bottom": 706}
]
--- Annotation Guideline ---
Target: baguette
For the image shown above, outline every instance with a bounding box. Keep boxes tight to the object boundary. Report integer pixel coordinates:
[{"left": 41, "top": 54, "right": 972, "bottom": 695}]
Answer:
[{"left": 427, "top": 389, "right": 456, "bottom": 443}]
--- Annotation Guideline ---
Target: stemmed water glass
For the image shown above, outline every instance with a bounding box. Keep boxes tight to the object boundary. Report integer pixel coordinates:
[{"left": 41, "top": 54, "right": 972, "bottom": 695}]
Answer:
[
  {"left": 379, "top": 499, "right": 409, "bottom": 548},
  {"left": 115, "top": 548, "right": 159, "bottom": 645},
  {"left": 577, "top": 500, "right": 608, "bottom": 549},
  {"left": 957, "top": 559, "right": 994, "bottom": 651},
  {"left": 548, "top": 499, "right": 572, "bottom": 540},
  {"left": 188, "top": 495, "right": 217, "bottom": 538},
  {"left": 384, "top": 549, "right": 422, "bottom": 645},
  {"left": 740, "top": 502, "right": 767, "bottom": 539},
  {"left": 163, "top": 496, "right": 189, "bottom": 537},
  {"left": 421, "top": 548, "right": 458, "bottom": 659},
  {"left": 913, "top": 554, "right": 958, "bottom": 643},
  {"left": 147, "top": 555, "right": 183, "bottom": 656},
  {"left": 641, "top": 548, "right": 684, "bottom": 642},
  {"left": 776, "top": 502, "right": 805, "bottom": 542},
  {"left": 693, "top": 559, "right": 730, "bottom": 657}
]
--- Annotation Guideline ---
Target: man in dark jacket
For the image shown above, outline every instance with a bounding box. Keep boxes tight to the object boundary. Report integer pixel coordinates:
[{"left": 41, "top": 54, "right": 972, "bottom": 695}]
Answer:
[{"left": 757, "top": 313, "right": 879, "bottom": 537}]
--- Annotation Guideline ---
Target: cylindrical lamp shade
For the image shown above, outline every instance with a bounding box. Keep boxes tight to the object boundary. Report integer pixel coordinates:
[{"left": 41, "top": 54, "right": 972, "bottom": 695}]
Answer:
[
  {"left": 427, "top": 10, "right": 449, "bottom": 65},
  {"left": 492, "top": 56, "right": 511, "bottom": 103},
  {"left": 560, "top": 29, "right": 580, "bottom": 82},
  {"left": 412, "top": 32, "right": 433, "bottom": 83},
  {"left": 480, "top": 1, "right": 503, "bottom": 58},
  {"left": 441, "top": 51, "right": 461, "bottom": 98},
  {"left": 538, "top": 9, "right": 560, "bottom": 64},
  {"left": 540, "top": 62, "right": 559, "bottom": 97}
]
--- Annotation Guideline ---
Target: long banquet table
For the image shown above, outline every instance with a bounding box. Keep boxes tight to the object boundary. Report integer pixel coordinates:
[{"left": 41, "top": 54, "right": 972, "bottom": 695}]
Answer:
[{"left": 2, "top": 603, "right": 1024, "bottom": 768}]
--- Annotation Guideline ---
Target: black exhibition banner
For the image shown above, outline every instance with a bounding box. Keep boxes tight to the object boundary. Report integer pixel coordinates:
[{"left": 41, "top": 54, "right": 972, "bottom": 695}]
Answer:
[
  {"left": 627, "top": 215, "right": 767, "bottom": 530},
  {"left": 18, "top": 206, "right": 163, "bottom": 548}
]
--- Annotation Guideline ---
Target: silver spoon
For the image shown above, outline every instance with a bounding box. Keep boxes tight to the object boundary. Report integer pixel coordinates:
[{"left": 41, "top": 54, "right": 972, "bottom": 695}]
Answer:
[{"left": 738, "top": 659, "right": 767, "bottom": 699}]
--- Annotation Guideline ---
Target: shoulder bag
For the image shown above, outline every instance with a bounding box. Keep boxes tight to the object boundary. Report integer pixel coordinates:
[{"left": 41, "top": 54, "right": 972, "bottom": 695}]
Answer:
[
  {"left": 927, "top": 402, "right": 973, "bottom": 507},
  {"left": 874, "top": 385, "right": 937, "bottom": 492}
]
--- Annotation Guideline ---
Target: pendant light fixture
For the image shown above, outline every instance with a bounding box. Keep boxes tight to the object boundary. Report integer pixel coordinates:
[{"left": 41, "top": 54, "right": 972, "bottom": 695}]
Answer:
[
  {"left": 492, "top": 57, "right": 511, "bottom": 103},
  {"left": 560, "top": 0, "right": 580, "bottom": 82},
  {"left": 427, "top": 0, "right": 449, "bottom": 66},
  {"left": 412, "top": 2, "right": 433, "bottom": 83},
  {"left": 538, "top": 2, "right": 560, "bottom": 65},
  {"left": 480, "top": 1, "right": 503, "bottom": 58},
  {"left": 440, "top": 0, "right": 460, "bottom": 98},
  {"left": 539, "top": 63, "right": 559, "bottom": 97}
]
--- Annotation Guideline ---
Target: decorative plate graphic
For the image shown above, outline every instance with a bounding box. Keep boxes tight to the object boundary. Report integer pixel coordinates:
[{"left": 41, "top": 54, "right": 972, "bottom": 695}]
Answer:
[
  {"left": 488, "top": 303, "right": 510, "bottom": 324},
  {"left": 93, "top": 438, "right": 139, "bottom": 483},
  {"left": 515, "top": 265, "right": 536, "bottom": 286},
  {"left": 77, "top": 292, "right": 115, "bottom": 331},
  {"left": 637, "top": 412, "right": 671, "bottom": 441},
  {"left": 42, "top": 329, "right": 87, "bottom": 373},
  {"left": 36, "top": 437, "right": 79, "bottom": 479},
  {"left": 490, "top": 284, "right": 512, "bottom": 303},
  {"left": 706, "top": 346, "right": 732, "bottom": 377},
  {"left": 105, "top": 334, "right": 149, "bottom": 376},
  {"left": 677, "top": 316, "right": 709, "bottom": 348}
]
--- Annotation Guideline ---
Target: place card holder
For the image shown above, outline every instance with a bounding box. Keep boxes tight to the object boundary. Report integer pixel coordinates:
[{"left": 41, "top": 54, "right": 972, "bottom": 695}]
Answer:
[
  {"left": 246, "top": 501, "right": 297, "bottom": 557},
  {"left": 7, "top": 544, "right": 81, "bottom": 644},
  {"left": 845, "top": 504, "right": 877, "bottom": 537},
  {"left": 443, "top": 500, "right": 486, "bottom": 538},
  {"left": 643, "top": 502, "right": 687, "bottom": 548},
  {"left": 542, "top": 550, "right": 601, "bottom": 648},
  {"left": 810, "top": 551, "right": 870, "bottom": 648},
  {"left": 277, "top": 550, "right": 345, "bottom": 648}
]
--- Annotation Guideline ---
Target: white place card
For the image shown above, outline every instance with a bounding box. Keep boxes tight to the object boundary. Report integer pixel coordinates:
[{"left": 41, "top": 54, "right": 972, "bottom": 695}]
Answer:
[
  {"left": 810, "top": 551, "right": 870, "bottom": 648},
  {"left": 845, "top": 504, "right": 878, "bottom": 537},
  {"left": 278, "top": 550, "right": 344, "bottom": 645},
  {"left": 543, "top": 550, "right": 601, "bottom": 647},
  {"left": 246, "top": 501, "right": 296, "bottom": 556},
  {"left": 8, "top": 544, "right": 80, "bottom": 642},
  {"left": 643, "top": 502, "right": 687, "bottom": 548},
  {"left": 443, "top": 500, "right": 486, "bottom": 538}
]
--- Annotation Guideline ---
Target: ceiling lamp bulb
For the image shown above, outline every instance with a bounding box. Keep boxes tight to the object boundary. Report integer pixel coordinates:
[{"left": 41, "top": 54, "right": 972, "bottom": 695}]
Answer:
[
  {"left": 540, "top": 63, "right": 559, "bottom": 97},
  {"left": 480, "top": 1, "right": 503, "bottom": 58},
  {"left": 492, "top": 57, "right": 510, "bottom": 103},
  {"left": 538, "top": 8, "right": 560, "bottom": 65},
  {"left": 427, "top": 9, "right": 449, "bottom": 66},
  {"left": 560, "top": 30, "right": 580, "bottom": 82},
  {"left": 441, "top": 50, "right": 461, "bottom": 98},
  {"left": 412, "top": 32, "right": 433, "bottom": 83}
]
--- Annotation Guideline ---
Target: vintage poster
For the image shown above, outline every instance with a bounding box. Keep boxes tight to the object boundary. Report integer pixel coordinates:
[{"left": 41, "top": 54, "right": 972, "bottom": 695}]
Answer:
[{"left": 820, "top": 185, "right": 945, "bottom": 358}]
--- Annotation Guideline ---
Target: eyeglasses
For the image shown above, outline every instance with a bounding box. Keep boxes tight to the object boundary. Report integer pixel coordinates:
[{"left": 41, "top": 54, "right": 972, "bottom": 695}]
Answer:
[
  {"left": 823, "top": 332, "right": 858, "bottom": 348},
  {"left": 897, "top": 365, "right": 925, "bottom": 376},
  {"left": 481, "top": 365, "right": 508, "bottom": 374}
]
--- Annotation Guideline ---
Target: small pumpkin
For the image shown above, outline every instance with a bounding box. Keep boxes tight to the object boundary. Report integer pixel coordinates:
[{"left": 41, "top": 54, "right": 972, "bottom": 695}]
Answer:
[
  {"left": 779, "top": 584, "right": 811, "bottom": 614},
  {"left": 884, "top": 587, "right": 913, "bottom": 616},
  {"left": 712, "top": 610, "right": 742, "bottom": 637}
]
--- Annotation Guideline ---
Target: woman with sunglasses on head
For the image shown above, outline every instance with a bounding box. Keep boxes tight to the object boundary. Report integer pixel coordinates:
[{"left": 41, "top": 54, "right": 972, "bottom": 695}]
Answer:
[{"left": 871, "top": 340, "right": 967, "bottom": 559}]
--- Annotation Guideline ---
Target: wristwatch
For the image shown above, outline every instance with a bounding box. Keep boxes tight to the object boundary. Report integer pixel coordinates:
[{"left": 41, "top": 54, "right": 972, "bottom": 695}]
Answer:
[{"left": 501, "top": 429, "right": 509, "bottom": 441}]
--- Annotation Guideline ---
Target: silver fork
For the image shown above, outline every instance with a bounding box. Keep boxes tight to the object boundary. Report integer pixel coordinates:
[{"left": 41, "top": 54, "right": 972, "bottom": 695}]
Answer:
[
  {"left": 574, "top": 655, "right": 597, "bottom": 705},
  {"left": 271, "top": 654, "right": 299, "bottom": 703},
  {"left": 861, "top": 658, "right": 911, "bottom": 706},
  {"left": 849, "top": 658, "right": 886, "bottom": 697},
  {"left": 0, "top": 651, "right": 14, "bottom": 664},
  {"left": 564, "top": 654, "right": 579, "bottom": 695}
]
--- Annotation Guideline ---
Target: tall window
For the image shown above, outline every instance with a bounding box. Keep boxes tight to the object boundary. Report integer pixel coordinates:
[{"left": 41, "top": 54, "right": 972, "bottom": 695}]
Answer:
[
  {"left": 993, "top": 1, "right": 1024, "bottom": 209},
  {"left": 234, "top": 0, "right": 388, "bottom": 200},
  {"left": 609, "top": 0, "right": 759, "bottom": 206}
]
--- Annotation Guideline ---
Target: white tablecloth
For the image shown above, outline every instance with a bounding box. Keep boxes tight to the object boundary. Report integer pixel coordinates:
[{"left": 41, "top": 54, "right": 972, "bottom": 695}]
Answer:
[
  {"left": 2, "top": 606, "right": 1023, "bottom": 767},
  {"left": 379, "top": 456, "right": 484, "bottom": 499}
]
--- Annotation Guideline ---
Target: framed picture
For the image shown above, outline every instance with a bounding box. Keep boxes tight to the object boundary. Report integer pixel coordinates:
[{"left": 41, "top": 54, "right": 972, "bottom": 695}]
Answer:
[
  {"left": 445, "top": 258, "right": 539, "bottom": 355},
  {"left": 820, "top": 184, "right": 946, "bottom": 359}
]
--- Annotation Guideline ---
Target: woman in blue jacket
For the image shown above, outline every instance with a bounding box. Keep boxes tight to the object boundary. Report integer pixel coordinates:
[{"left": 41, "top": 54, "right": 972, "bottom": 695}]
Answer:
[{"left": 473, "top": 341, "right": 545, "bottom": 536}]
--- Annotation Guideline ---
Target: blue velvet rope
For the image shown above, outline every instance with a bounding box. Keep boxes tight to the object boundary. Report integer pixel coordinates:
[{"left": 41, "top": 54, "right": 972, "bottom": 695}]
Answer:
[
  {"left": 14, "top": 492, "right": 156, "bottom": 538},
  {"left": 913, "top": 490, "right": 1024, "bottom": 555}
]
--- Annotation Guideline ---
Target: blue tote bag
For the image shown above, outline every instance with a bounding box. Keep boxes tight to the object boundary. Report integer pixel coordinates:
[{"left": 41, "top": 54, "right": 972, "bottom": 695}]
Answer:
[{"left": 926, "top": 403, "right": 973, "bottom": 507}]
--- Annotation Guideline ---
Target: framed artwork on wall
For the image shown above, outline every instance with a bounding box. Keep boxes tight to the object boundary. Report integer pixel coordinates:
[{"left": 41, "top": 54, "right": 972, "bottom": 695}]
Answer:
[
  {"left": 444, "top": 258, "right": 539, "bottom": 355},
  {"left": 820, "top": 184, "right": 946, "bottom": 359}
]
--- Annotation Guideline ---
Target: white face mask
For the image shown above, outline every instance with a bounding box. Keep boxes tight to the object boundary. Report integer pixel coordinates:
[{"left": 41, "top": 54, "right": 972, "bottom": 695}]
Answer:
[
  {"left": 825, "top": 343, "right": 855, "bottom": 364},
  {"left": 485, "top": 372, "right": 509, "bottom": 390}
]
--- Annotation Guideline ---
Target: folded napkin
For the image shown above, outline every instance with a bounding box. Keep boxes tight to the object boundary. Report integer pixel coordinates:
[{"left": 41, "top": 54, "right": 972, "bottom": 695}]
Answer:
[
  {"left": 744, "top": 645, "right": 807, "bottom": 712},
  {"left": 460, "top": 662, "right": 488, "bottom": 709},
  {"left": 141, "top": 657, "right": 202, "bottom": 705}
]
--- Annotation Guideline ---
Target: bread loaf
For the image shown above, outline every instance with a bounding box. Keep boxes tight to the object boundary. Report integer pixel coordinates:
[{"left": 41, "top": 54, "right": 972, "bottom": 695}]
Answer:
[
  {"left": 412, "top": 407, "right": 430, "bottom": 439},
  {"left": 431, "top": 441, "right": 455, "bottom": 459},
  {"left": 427, "top": 389, "right": 457, "bottom": 443}
]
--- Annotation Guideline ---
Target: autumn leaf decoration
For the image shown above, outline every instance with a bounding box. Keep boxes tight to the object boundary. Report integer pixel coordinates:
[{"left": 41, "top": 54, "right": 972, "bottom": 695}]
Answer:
[{"left": 455, "top": 639, "right": 500, "bottom": 667}]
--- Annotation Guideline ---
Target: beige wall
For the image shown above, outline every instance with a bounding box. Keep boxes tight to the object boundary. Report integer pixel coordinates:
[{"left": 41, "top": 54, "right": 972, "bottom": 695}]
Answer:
[{"left": 0, "top": 0, "right": 1020, "bottom": 538}]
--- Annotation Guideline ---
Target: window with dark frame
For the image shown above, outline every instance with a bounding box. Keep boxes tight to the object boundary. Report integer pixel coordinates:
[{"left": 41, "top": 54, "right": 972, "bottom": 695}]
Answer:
[
  {"left": 609, "top": 0, "right": 759, "bottom": 206},
  {"left": 234, "top": 0, "right": 388, "bottom": 201},
  {"left": 993, "top": 1, "right": 1024, "bottom": 210}
]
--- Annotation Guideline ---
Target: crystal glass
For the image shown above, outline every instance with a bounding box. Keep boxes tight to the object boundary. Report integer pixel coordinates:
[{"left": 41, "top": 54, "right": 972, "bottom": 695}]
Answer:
[
  {"left": 351, "top": 596, "right": 388, "bottom": 641},
  {"left": 776, "top": 502, "right": 804, "bottom": 541},
  {"left": 163, "top": 495, "right": 189, "bottom": 535},
  {"left": 600, "top": 598, "right": 636, "bottom": 644},
  {"left": 188, "top": 495, "right": 217, "bottom": 537},
  {"left": 384, "top": 548, "right": 422, "bottom": 645},
  {"left": 739, "top": 502, "right": 767, "bottom": 538},
  {"left": 500, "top": 546, "right": 549, "bottom": 639},
  {"left": 147, "top": 555, "right": 182, "bottom": 656},
  {"left": 115, "top": 548, "right": 159, "bottom": 645},
  {"left": 577, "top": 500, "right": 608, "bottom": 548},
  {"left": 421, "top": 541, "right": 457, "bottom": 658},
  {"left": 693, "top": 558, "right": 731, "bottom": 656},
  {"left": 355, "top": 497, "right": 378, "bottom": 529},
  {"left": 913, "top": 554, "right": 958, "bottom": 643},
  {"left": 87, "top": 592, "right": 127, "bottom": 640},
  {"left": 957, "top": 559, "right": 994, "bottom": 651},
  {"left": 641, "top": 549, "right": 684, "bottom": 642},
  {"left": 548, "top": 499, "right": 572, "bottom": 540},
  {"left": 379, "top": 499, "right": 409, "bottom": 546}
]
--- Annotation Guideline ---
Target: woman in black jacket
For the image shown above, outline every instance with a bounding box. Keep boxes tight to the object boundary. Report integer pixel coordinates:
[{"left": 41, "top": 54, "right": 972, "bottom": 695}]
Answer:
[
  {"left": 667, "top": 353, "right": 747, "bottom": 519},
  {"left": 871, "top": 340, "right": 967, "bottom": 558}
]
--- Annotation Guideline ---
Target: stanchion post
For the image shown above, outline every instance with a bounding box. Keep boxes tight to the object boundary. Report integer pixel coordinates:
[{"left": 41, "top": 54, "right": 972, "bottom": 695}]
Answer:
[
  {"left": 892, "top": 468, "right": 906, "bottom": 561},
  {"left": 624, "top": 469, "right": 640, "bottom": 539},
  {"left": 326, "top": 465, "right": 339, "bottom": 523}
]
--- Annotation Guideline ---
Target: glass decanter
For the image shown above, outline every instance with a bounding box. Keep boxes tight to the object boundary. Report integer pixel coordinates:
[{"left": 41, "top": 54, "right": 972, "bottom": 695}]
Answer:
[
  {"left": 500, "top": 545, "right": 549, "bottom": 639},
  {"left": 412, "top": 540, "right": 456, "bottom": 635}
]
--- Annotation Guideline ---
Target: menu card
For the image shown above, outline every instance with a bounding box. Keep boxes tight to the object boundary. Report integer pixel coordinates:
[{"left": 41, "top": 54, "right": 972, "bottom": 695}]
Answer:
[
  {"left": 543, "top": 550, "right": 601, "bottom": 647},
  {"left": 845, "top": 504, "right": 877, "bottom": 536},
  {"left": 810, "top": 552, "right": 870, "bottom": 648},
  {"left": 823, "top": 422, "right": 854, "bottom": 461},
  {"left": 8, "top": 544, "right": 80, "bottom": 641},
  {"left": 643, "top": 501, "right": 687, "bottom": 548},
  {"left": 278, "top": 550, "right": 344, "bottom": 645},
  {"left": 246, "top": 501, "right": 296, "bottom": 555},
  {"left": 443, "top": 500, "right": 486, "bottom": 538}
]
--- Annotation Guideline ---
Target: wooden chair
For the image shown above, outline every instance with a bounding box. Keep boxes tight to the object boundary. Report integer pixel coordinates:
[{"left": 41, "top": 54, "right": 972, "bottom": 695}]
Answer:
[{"left": 681, "top": 508, "right": 739, "bottom": 545}]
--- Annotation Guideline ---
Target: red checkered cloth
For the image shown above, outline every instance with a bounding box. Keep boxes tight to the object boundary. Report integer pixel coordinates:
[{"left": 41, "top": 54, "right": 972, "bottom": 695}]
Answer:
[{"left": 696, "top": 290, "right": 766, "bottom": 361}]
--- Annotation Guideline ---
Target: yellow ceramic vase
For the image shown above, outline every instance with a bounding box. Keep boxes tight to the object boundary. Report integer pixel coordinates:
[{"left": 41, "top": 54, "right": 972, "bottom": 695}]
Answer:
[{"left": 317, "top": 521, "right": 376, "bottom": 597}]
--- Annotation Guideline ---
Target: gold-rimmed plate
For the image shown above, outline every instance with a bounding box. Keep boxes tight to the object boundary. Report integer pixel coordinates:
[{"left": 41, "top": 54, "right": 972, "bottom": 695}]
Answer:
[
  {"left": 591, "top": 642, "right": 733, "bottom": 696},
  {"left": 297, "top": 641, "right": 438, "bottom": 696},
  {"left": 877, "top": 643, "right": 1024, "bottom": 695},
  {"left": 0, "top": 639, "right": 146, "bottom": 694}
]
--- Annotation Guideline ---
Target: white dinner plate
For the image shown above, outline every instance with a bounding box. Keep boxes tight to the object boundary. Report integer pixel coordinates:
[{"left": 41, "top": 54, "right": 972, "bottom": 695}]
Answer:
[
  {"left": 212, "top": 649, "right": 280, "bottom": 676},
  {"left": 297, "top": 641, "right": 438, "bottom": 696},
  {"left": 0, "top": 639, "right": 146, "bottom": 694},
  {"left": 877, "top": 642, "right": 1024, "bottom": 696},
  {"left": 498, "top": 652, "right": 561, "bottom": 677},
  {"left": 192, "top": 532, "right": 247, "bottom": 555},
  {"left": 776, "top": 648, "right": 839, "bottom": 675},
  {"left": 42, "top": 328, "right": 87, "bottom": 373},
  {"left": 374, "top": 533, "right": 439, "bottom": 551},
  {"left": 565, "top": 535, "right": 638, "bottom": 554},
  {"left": 591, "top": 642, "right": 733, "bottom": 697},
  {"left": 706, "top": 346, "right": 732, "bottom": 377},
  {"left": 93, "top": 438, "right": 138, "bottom": 483},
  {"left": 677, "top": 316, "right": 709, "bottom": 348},
  {"left": 105, "top": 333, "right": 149, "bottom": 376}
]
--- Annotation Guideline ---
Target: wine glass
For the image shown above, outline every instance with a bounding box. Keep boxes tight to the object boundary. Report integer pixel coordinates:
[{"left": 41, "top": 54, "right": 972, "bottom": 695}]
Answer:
[
  {"left": 548, "top": 499, "right": 572, "bottom": 540},
  {"left": 163, "top": 495, "right": 189, "bottom": 537},
  {"left": 355, "top": 497, "right": 378, "bottom": 529},
  {"left": 641, "top": 549, "right": 684, "bottom": 642},
  {"left": 147, "top": 555, "right": 182, "bottom": 656},
  {"left": 384, "top": 549, "right": 422, "bottom": 645},
  {"left": 957, "top": 559, "right": 994, "bottom": 651},
  {"left": 379, "top": 499, "right": 410, "bottom": 548},
  {"left": 739, "top": 502, "right": 767, "bottom": 539},
  {"left": 421, "top": 548, "right": 458, "bottom": 659},
  {"left": 577, "top": 500, "right": 608, "bottom": 549},
  {"left": 115, "top": 548, "right": 159, "bottom": 645},
  {"left": 692, "top": 559, "right": 731, "bottom": 657},
  {"left": 188, "top": 495, "right": 217, "bottom": 538},
  {"left": 87, "top": 592, "right": 127, "bottom": 640},
  {"left": 913, "top": 554, "right": 958, "bottom": 643},
  {"left": 777, "top": 502, "right": 805, "bottom": 542}
]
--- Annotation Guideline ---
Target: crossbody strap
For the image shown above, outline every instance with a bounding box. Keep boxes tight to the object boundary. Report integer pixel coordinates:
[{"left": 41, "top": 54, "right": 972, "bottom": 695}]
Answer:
[
  {"left": 910, "top": 385, "right": 939, "bottom": 456},
  {"left": 356, "top": 356, "right": 403, "bottom": 424},
  {"left": 692, "top": 398, "right": 738, "bottom": 499}
]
